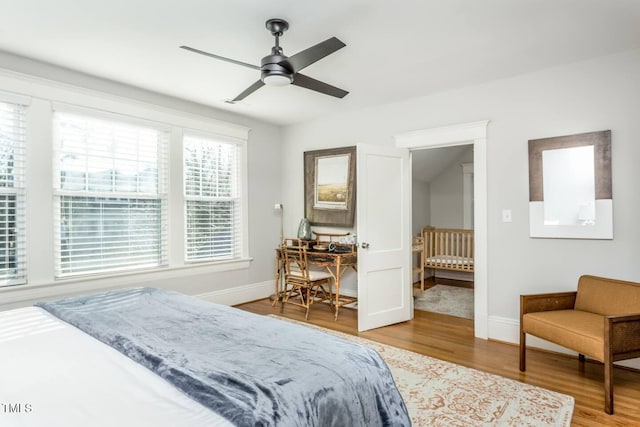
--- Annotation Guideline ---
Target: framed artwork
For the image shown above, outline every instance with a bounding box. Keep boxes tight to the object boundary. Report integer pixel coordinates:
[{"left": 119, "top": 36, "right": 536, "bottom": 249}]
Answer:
[
  {"left": 528, "top": 130, "right": 612, "bottom": 239},
  {"left": 304, "top": 146, "right": 356, "bottom": 226}
]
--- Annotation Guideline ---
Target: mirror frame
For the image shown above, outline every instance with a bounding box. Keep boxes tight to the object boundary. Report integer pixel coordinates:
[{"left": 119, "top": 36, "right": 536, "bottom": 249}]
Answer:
[{"left": 528, "top": 130, "right": 612, "bottom": 239}]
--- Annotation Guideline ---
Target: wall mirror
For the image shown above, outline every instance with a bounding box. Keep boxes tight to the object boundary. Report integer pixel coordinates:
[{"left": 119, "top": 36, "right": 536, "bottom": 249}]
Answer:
[{"left": 528, "top": 130, "right": 612, "bottom": 239}]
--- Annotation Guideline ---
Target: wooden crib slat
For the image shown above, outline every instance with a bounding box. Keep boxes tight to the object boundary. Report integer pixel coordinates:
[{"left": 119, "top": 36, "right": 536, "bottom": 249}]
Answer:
[{"left": 421, "top": 226, "right": 474, "bottom": 273}]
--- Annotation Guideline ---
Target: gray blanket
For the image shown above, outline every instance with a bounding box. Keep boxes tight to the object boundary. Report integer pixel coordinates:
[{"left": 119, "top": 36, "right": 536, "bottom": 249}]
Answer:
[{"left": 36, "top": 287, "right": 410, "bottom": 426}]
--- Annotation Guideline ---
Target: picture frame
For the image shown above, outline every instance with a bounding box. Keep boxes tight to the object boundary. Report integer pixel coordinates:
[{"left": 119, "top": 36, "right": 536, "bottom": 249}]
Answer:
[{"left": 304, "top": 146, "right": 356, "bottom": 226}]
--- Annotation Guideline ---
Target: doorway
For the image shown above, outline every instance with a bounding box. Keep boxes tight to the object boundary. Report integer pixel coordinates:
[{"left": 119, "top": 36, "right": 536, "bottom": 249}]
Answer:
[
  {"left": 411, "top": 145, "right": 474, "bottom": 320},
  {"left": 395, "top": 120, "right": 488, "bottom": 339}
]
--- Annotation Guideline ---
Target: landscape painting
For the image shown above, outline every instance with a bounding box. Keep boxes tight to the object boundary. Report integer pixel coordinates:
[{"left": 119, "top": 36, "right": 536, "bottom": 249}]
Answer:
[
  {"left": 314, "top": 153, "right": 350, "bottom": 210},
  {"left": 304, "top": 146, "right": 356, "bottom": 226}
]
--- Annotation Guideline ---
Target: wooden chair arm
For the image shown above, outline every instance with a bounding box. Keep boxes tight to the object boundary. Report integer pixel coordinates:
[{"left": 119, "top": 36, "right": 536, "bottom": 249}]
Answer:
[
  {"left": 606, "top": 314, "right": 640, "bottom": 358},
  {"left": 607, "top": 313, "right": 640, "bottom": 322},
  {"left": 520, "top": 291, "right": 577, "bottom": 316}
]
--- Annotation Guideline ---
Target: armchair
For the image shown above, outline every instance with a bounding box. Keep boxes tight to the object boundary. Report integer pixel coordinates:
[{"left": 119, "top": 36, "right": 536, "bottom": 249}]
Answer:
[{"left": 520, "top": 275, "right": 640, "bottom": 414}]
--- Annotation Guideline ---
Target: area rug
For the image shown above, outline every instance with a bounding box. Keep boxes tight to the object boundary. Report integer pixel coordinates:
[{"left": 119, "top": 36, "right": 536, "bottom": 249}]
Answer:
[
  {"left": 270, "top": 315, "right": 574, "bottom": 427},
  {"left": 414, "top": 284, "right": 474, "bottom": 319}
]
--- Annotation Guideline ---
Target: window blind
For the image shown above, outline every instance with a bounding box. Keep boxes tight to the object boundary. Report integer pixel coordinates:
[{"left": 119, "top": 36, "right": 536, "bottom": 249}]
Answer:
[
  {"left": 183, "top": 133, "right": 242, "bottom": 261},
  {"left": 53, "top": 109, "right": 169, "bottom": 277},
  {"left": 0, "top": 99, "right": 27, "bottom": 286}
]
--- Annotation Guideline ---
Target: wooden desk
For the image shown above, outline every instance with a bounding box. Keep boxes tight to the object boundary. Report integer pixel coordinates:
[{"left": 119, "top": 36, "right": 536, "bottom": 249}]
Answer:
[{"left": 274, "top": 246, "right": 357, "bottom": 320}]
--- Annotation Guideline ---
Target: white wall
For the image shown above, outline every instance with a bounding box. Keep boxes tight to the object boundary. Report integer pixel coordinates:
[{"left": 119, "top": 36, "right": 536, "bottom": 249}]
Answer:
[
  {"left": 429, "top": 146, "right": 473, "bottom": 228},
  {"left": 282, "top": 49, "right": 640, "bottom": 346},
  {"left": 411, "top": 180, "right": 430, "bottom": 238},
  {"left": 0, "top": 55, "right": 282, "bottom": 310}
]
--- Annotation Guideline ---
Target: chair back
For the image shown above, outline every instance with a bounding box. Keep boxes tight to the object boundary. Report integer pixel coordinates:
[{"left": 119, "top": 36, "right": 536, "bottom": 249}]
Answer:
[
  {"left": 574, "top": 274, "right": 640, "bottom": 315},
  {"left": 282, "top": 240, "right": 311, "bottom": 283}
]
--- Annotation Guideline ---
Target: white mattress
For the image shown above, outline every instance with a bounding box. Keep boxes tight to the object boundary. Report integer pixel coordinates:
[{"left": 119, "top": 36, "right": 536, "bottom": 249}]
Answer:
[
  {"left": 0, "top": 307, "right": 233, "bottom": 427},
  {"left": 425, "top": 255, "right": 474, "bottom": 266}
]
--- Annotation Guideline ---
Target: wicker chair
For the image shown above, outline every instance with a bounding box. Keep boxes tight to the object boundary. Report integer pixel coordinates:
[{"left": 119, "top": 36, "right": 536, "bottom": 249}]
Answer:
[{"left": 280, "top": 240, "right": 333, "bottom": 320}]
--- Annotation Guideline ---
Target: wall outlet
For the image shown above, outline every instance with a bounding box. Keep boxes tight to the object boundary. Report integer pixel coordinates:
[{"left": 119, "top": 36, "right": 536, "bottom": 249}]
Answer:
[
  {"left": 274, "top": 203, "right": 283, "bottom": 210},
  {"left": 502, "top": 209, "right": 512, "bottom": 222}
]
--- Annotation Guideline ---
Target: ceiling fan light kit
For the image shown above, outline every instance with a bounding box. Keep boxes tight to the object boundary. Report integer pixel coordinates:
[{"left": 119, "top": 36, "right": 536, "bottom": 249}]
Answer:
[
  {"left": 262, "top": 74, "right": 292, "bottom": 86},
  {"left": 181, "top": 18, "right": 348, "bottom": 101}
]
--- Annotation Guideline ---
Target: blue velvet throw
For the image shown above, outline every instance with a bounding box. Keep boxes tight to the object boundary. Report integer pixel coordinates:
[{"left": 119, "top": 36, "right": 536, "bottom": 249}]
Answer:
[{"left": 37, "top": 287, "right": 410, "bottom": 426}]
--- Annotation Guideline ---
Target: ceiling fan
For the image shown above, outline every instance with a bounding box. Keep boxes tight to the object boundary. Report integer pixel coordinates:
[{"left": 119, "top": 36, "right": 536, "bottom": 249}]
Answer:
[{"left": 180, "top": 18, "right": 348, "bottom": 103}]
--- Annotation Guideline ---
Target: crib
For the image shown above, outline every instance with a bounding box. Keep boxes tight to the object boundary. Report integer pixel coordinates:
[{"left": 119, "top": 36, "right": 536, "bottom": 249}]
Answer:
[{"left": 421, "top": 226, "right": 474, "bottom": 281}]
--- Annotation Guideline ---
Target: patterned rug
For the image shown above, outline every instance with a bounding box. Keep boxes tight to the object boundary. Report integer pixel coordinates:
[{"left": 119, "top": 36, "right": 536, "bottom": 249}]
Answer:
[
  {"left": 414, "top": 284, "right": 474, "bottom": 319},
  {"left": 271, "top": 316, "right": 574, "bottom": 427}
]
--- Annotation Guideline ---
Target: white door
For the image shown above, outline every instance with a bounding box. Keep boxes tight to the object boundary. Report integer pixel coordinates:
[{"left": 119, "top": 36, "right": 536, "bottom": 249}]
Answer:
[{"left": 357, "top": 143, "right": 412, "bottom": 331}]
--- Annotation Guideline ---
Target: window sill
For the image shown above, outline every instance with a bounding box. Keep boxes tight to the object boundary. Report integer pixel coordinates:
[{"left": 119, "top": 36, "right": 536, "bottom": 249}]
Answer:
[{"left": 0, "top": 257, "right": 253, "bottom": 308}]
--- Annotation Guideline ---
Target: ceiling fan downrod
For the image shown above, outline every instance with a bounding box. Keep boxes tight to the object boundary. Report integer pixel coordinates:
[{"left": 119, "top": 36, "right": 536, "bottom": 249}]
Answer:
[{"left": 262, "top": 18, "right": 293, "bottom": 86}]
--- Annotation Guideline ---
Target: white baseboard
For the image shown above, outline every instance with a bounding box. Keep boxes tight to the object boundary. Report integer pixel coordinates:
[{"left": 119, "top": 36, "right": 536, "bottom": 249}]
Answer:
[
  {"left": 487, "top": 315, "right": 520, "bottom": 343},
  {"left": 489, "top": 315, "right": 577, "bottom": 354},
  {"left": 195, "top": 281, "right": 358, "bottom": 307},
  {"left": 196, "top": 280, "right": 273, "bottom": 306},
  {"left": 337, "top": 287, "right": 357, "bottom": 298}
]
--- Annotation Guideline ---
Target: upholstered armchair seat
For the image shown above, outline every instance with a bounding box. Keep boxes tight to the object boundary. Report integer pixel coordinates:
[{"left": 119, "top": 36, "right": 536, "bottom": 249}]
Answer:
[{"left": 523, "top": 309, "right": 605, "bottom": 361}]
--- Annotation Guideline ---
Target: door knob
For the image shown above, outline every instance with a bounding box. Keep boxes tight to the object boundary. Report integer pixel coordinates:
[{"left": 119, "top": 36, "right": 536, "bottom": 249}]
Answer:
[{"left": 361, "top": 242, "right": 370, "bottom": 249}]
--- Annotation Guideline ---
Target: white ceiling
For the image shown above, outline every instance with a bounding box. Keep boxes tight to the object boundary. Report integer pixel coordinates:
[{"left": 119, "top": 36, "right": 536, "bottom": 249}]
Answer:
[
  {"left": 412, "top": 145, "right": 471, "bottom": 183},
  {"left": 1, "top": 1, "right": 639, "bottom": 126}
]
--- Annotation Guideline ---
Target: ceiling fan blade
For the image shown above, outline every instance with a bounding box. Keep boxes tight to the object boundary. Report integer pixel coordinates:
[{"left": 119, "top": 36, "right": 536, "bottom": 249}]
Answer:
[
  {"left": 292, "top": 73, "right": 348, "bottom": 98},
  {"left": 180, "top": 45, "right": 260, "bottom": 71},
  {"left": 282, "top": 37, "right": 346, "bottom": 73},
  {"left": 232, "top": 80, "right": 265, "bottom": 102}
]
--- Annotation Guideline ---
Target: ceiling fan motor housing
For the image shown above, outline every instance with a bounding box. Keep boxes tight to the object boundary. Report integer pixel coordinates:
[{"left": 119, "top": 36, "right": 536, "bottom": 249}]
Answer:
[{"left": 261, "top": 54, "right": 293, "bottom": 85}]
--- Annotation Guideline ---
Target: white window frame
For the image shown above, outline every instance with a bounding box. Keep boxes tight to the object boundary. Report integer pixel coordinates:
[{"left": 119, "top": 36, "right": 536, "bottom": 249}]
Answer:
[
  {"left": 52, "top": 104, "right": 170, "bottom": 278},
  {"left": 0, "top": 92, "right": 29, "bottom": 287},
  {"left": 0, "top": 70, "right": 252, "bottom": 307},
  {"left": 183, "top": 130, "right": 246, "bottom": 263}
]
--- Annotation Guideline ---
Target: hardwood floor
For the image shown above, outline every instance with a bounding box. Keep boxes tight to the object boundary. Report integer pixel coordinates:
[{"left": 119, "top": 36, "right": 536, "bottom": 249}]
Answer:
[{"left": 236, "top": 298, "right": 640, "bottom": 426}]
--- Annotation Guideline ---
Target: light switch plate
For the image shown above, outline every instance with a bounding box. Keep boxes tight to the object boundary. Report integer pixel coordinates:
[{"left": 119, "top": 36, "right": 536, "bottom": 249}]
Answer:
[{"left": 502, "top": 209, "right": 512, "bottom": 222}]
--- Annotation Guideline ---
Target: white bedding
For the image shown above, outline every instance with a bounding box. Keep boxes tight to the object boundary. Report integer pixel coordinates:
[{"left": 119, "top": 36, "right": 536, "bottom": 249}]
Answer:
[{"left": 0, "top": 307, "right": 232, "bottom": 427}]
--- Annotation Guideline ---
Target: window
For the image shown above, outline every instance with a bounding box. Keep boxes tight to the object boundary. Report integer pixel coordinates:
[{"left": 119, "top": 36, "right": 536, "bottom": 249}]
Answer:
[
  {"left": 53, "top": 108, "right": 169, "bottom": 277},
  {"left": 183, "top": 133, "right": 242, "bottom": 261},
  {"left": 0, "top": 97, "right": 27, "bottom": 287}
]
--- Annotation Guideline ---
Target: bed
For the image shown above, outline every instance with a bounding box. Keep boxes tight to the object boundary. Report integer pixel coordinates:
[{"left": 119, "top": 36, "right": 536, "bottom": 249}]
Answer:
[
  {"left": 421, "top": 226, "right": 474, "bottom": 276},
  {"left": 0, "top": 287, "right": 410, "bottom": 427}
]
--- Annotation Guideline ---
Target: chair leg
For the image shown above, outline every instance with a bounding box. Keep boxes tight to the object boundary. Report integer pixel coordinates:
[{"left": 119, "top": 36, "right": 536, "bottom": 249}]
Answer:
[
  {"left": 604, "top": 359, "right": 614, "bottom": 414},
  {"left": 324, "top": 281, "right": 335, "bottom": 313},
  {"left": 280, "top": 284, "right": 290, "bottom": 314},
  {"left": 304, "top": 288, "right": 310, "bottom": 320},
  {"left": 330, "top": 284, "right": 335, "bottom": 310},
  {"left": 311, "top": 284, "right": 321, "bottom": 304},
  {"left": 577, "top": 353, "right": 586, "bottom": 373},
  {"left": 519, "top": 331, "right": 526, "bottom": 372}
]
